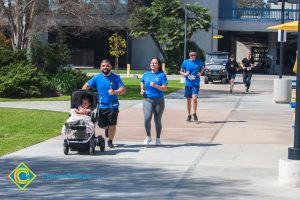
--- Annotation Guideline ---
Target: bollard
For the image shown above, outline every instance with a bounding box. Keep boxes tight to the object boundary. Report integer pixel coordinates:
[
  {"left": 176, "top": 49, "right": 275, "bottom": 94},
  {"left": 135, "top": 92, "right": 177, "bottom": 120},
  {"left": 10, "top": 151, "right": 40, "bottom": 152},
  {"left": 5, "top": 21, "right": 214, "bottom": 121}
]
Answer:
[
  {"left": 127, "top": 64, "right": 130, "bottom": 78},
  {"left": 273, "top": 79, "right": 292, "bottom": 103}
]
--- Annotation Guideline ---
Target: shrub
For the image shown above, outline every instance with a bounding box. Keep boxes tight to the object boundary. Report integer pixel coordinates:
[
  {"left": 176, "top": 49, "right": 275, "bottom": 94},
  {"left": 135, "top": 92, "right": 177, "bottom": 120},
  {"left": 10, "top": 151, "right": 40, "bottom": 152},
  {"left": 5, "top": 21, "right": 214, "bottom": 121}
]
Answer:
[
  {"left": 0, "top": 63, "right": 51, "bottom": 98},
  {"left": 51, "top": 68, "right": 88, "bottom": 95},
  {"left": 0, "top": 49, "right": 28, "bottom": 69},
  {"left": 0, "top": 32, "right": 12, "bottom": 50},
  {"left": 29, "top": 36, "right": 71, "bottom": 74}
]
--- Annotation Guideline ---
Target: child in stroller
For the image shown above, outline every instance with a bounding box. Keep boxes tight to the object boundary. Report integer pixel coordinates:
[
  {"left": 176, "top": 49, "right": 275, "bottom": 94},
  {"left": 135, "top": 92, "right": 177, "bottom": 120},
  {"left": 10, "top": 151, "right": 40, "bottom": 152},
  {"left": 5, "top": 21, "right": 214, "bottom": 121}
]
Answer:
[
  {"left": 61, "top": 96, "right": 93, "bottom": 137},
  {"left": 62, "top": 90, "right": 105, "bottom": 155}
]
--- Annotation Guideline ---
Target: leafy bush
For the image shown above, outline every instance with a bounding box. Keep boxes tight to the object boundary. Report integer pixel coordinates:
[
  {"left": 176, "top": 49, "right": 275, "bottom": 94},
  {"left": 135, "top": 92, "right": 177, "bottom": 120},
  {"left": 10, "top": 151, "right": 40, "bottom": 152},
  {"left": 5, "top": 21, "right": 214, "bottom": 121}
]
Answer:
[
  {"left": 0, "top": 63, "right": 51, "bottom": 98},
  {"left": 0, "top": 32, "right": 12, "bottom": 50},
  {"left": 51, "top": 68, "right": 88, "bottom": 95},
  {"left": 30, "top": 36, "right": 71, "bottom": 74},
  {"left": 0, "top": 49, "right": 28, "bottom": 69}
]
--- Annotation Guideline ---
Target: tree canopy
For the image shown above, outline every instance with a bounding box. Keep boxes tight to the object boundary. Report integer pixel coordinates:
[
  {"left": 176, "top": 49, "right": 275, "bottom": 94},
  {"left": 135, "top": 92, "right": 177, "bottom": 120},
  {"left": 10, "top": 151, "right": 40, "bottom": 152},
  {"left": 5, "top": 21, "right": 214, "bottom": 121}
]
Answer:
[
  {"left": 237, "top": 0, "right": 267, "bottom": 8},
  {"left": 129, "top": 0, "right": 211, "bottom": 61}
]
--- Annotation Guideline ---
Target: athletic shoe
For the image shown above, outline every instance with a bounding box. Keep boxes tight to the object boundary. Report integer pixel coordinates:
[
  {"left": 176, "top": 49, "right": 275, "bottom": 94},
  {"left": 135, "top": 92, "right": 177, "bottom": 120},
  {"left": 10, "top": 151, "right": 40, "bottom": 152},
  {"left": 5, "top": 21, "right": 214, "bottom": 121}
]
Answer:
[
  {"left": 155, "top": 138, "right": 161, "bottom": 146},
  {"left": 107, "top": 139, "right": 115, "bottom": 148},
  {"left": 186, "top": 115, "right": 192, "bottom": 122},
  {"left": 193, "top": 113, "right": 198, "bottom": 122},
  {"left": 144, "top": 136, "right": 152, "bottom": 146}
]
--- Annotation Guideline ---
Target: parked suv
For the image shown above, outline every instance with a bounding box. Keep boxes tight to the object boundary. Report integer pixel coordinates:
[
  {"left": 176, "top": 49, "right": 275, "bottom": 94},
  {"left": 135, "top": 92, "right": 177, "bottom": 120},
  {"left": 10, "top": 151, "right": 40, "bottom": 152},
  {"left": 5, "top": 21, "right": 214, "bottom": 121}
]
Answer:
[{"left": 203, "top": 52, "right": 229, "bottom": 84}]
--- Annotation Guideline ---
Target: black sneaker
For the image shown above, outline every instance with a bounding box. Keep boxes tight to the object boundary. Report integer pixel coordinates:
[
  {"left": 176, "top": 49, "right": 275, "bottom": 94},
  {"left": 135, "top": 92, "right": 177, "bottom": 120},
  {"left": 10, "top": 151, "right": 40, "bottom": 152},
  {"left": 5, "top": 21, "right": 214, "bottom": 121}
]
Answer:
[
  {"left": 107, "top": 140, "right": 115, "bottom": 148},
  {"left": 193, "top": 113, "right": 198, "bottom": 122},
  {"left": 186, "top": 115, "right": 192, "bottom": 122}
]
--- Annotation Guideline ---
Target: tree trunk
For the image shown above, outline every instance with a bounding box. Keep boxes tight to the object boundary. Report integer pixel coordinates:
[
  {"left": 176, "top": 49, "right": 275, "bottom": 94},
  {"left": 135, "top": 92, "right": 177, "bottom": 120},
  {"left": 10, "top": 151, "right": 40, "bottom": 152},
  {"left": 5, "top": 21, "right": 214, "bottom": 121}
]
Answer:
[
  {"left": 115, "top": 56, "right": 119, "bottom": 74},
  {"left": 150, "top": 34, "right": 167, "bottom": 62}
]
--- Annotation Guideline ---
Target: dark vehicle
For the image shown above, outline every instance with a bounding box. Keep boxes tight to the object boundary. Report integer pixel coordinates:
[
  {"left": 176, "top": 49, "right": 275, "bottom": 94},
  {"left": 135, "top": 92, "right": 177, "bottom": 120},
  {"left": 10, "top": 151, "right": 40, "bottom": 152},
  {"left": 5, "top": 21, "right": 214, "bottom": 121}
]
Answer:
[{"left": 203, "top": 52, "right": 230, "bottom": 84}]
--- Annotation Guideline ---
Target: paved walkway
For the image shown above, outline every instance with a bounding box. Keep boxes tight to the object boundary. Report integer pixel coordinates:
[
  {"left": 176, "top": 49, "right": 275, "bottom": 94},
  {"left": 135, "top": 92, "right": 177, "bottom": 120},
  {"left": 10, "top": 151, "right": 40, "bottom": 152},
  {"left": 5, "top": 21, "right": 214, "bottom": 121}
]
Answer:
[{"left": 1, "top": 74, "right": 299, "bottom": 199}]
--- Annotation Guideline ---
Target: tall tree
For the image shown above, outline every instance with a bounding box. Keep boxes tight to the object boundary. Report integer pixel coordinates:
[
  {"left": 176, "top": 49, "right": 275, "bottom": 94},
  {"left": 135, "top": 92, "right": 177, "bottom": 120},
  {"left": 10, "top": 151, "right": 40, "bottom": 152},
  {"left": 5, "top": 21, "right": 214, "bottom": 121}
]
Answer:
[
  {"left": 237, "top": 0, "right": 267, "bottom": 8},
  {"left": 129, "top": 0, "right": 211, "bottom": 61}
]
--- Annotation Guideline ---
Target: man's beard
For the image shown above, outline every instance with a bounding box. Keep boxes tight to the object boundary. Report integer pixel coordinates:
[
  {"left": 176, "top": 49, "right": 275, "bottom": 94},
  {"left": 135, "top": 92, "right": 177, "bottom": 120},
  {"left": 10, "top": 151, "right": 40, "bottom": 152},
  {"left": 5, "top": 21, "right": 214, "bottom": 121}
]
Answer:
[{"left": 102, "top": 69, "right": 110, "bottom": 75}]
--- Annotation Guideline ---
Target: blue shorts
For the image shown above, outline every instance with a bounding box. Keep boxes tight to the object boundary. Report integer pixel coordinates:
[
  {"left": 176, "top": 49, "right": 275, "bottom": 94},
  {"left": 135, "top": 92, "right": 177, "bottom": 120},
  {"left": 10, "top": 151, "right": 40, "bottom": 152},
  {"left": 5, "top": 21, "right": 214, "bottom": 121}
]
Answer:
[
  {"left": 227, "top": 73, "right": 236, "bottom": 80},
  {"left": 184, "top": 86, "right": 200, "bottom": 98}
]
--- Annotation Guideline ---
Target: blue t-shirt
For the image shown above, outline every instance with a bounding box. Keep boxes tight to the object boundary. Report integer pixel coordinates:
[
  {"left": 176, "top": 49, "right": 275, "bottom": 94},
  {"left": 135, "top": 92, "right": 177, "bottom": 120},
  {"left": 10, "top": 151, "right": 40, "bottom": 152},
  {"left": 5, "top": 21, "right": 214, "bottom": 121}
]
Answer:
[
  {"left": 141, "top": 71, "right": 168, "bottom": 98},
  {"left": 87, "top": 73, "right": 125, "bottom": 109},
  {"left": 181, "top": 58, "right": 204, "bottom": 86}
]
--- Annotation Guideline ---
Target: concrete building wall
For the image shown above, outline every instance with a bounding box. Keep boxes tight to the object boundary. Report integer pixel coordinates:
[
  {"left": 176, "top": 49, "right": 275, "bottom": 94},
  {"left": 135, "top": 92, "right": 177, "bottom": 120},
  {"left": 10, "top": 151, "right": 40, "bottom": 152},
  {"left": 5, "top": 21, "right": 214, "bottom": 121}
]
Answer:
[
  {"left": 189, "top": 0, "right": 219, "bottom": 53},
  {"left": 236, "top": 41, "right": 250, "bottom": 62},
  {"left": 131, "top": 35, "right": 162, "bottom": 69}
]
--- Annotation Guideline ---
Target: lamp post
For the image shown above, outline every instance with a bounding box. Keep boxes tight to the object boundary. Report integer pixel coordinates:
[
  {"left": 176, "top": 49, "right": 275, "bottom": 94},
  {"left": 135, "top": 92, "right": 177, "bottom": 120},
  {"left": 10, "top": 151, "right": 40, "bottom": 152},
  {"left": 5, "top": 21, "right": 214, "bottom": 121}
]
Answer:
[
  {"left": 288, "top": 5, "right": 300, "bottom": 160},
  {"left": 211, "top": 22, "right": 213, "bottom": 52},
  {"left": 279, "top": 0, "right": 285, "bottom": 79}
]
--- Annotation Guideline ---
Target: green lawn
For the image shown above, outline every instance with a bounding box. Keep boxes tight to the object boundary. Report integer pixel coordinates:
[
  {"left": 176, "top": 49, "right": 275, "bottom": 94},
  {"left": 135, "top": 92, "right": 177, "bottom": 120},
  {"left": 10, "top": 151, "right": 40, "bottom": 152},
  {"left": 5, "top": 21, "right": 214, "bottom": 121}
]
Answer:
[
  {"left": 118, "top": 78, "right": 184, "bottom": 100},
  {"left": 80, "top": 69, "right": 146, "bottom": 74},
  {"left": 0, "top": 108, "right": 67, "bottom": 156},
  {"left": 0, "top": 79, "right": 184, "bottom": 101}
]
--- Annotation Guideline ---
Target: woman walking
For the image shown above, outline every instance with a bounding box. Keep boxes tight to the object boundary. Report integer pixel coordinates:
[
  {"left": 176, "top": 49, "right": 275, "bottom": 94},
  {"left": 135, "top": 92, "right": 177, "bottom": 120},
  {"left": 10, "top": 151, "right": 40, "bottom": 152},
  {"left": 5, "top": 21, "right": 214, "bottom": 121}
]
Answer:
[{"left": 140, "top": 58, "right": 168, "bottom": 146}]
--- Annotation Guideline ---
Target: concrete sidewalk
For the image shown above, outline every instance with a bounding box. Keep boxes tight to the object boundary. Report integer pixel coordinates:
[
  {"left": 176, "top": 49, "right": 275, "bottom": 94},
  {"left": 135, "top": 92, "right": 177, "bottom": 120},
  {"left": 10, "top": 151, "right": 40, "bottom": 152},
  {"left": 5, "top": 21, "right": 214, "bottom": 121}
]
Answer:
[{"left": 1, "top": 74, "right": 299, "bottom": 199}]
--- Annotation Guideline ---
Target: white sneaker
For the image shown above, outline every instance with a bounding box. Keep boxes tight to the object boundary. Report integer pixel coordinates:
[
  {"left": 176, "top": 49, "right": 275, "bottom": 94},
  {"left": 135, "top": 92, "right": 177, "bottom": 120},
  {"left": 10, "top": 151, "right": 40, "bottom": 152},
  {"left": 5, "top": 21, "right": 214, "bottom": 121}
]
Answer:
[
  {"left": 155, "top": 138, "right": 161, "bottom": 146},
  {"left": 144, "top": 136, "right": 151, "bottom": 145}
]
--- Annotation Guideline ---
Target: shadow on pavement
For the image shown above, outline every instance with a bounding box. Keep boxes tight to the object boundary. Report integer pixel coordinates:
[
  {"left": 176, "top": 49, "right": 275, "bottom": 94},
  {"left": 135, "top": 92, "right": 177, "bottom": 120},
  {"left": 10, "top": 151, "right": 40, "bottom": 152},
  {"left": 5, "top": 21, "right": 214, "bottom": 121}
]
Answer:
[
  {"left": 196, "top": 120, "right": 247, "bottom": 124},
  {"left": 0, "top": 156, "right": 255, "bottom": 200},
  {"left": 116, "top": 143, "right": 221, "bottom": 149}
]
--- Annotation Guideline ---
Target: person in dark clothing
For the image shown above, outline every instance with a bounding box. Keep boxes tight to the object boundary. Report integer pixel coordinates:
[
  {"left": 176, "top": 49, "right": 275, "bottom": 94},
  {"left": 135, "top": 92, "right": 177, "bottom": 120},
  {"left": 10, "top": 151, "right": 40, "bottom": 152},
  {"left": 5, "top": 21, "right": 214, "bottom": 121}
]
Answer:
[
  {"left": 241, "top": 51, "right": 255, "bottom": 92},
  {"left": 225, "top": 54, "right": 240, "bottom": 93}
]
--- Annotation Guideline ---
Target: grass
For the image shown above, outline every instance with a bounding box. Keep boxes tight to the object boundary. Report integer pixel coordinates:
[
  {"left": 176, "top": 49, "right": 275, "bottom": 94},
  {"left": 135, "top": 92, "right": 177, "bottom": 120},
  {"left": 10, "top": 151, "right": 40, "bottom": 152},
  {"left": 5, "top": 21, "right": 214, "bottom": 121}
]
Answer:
[
  {"left": 118, "top": 78, "right": 184, "bottom": 100},
  {"left": 80, "top": 69, "right": 146, "bottom": 74},
  {"left": 0, "top": 78, "right": 184, "bottom": 101},
  {"left": 0, "top": 108, "right": 67, "bottom": 156},
  {"left": 0, "top": 96, "right": 71, "bottom": 102}
]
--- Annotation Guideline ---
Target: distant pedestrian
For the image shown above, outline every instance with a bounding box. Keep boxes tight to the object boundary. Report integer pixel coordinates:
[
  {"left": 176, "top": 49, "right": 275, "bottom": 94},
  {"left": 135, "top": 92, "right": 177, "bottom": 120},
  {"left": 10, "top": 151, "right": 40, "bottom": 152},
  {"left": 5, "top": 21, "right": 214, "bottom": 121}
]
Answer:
[
  {"left": 225, "top": 54, "right": 240, "bottom": 93},
  {"left": 140, "top": 58, "right": 168, "bottom": 146},
  {"left": 241, "top": 51, "right": 255, "bottom": 92},
  {"left": 180, "top": 50, "right": 205, "bottom": 122}
]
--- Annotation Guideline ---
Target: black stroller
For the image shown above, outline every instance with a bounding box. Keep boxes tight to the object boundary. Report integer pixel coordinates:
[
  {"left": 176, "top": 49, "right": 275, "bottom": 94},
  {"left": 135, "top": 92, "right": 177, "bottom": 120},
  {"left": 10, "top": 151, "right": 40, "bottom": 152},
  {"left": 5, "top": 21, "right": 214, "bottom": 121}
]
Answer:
[{"left": 63, "top": 90, "right": 105, "bottom": 155}]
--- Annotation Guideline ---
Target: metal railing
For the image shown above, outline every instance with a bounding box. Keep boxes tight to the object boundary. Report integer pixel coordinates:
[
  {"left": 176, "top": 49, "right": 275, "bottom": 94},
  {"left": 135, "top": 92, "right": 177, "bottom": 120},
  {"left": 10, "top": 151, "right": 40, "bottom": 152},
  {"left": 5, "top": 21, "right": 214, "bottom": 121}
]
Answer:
[{"left": 219, "top": 8, "right": 298, "bottom": 21}]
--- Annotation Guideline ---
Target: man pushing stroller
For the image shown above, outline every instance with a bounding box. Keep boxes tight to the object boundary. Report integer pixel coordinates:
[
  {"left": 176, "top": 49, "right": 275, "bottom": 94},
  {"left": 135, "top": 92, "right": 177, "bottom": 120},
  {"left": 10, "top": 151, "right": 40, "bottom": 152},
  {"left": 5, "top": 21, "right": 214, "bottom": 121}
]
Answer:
[{"left": 82, "top": 59, "right": 126, "bottom": 148}]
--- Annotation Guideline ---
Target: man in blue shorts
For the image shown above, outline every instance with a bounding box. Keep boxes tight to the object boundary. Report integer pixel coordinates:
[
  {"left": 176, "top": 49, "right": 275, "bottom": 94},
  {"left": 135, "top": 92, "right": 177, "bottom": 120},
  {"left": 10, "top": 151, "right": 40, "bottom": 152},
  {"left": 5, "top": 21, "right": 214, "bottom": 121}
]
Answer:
[
  {"left": 82, "top": 59, "right": 126, "bottom": 148},
  {"left": 180, "top": 50, "right": 205, "bottom": 122}
]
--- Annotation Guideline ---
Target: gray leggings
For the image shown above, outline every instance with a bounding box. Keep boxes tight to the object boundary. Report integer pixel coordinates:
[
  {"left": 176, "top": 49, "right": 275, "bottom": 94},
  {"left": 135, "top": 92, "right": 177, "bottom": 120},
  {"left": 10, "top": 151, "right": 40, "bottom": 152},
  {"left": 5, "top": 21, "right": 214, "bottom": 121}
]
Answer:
[{"left": 143, "top": 97, "right": 165, "bottom": 138}]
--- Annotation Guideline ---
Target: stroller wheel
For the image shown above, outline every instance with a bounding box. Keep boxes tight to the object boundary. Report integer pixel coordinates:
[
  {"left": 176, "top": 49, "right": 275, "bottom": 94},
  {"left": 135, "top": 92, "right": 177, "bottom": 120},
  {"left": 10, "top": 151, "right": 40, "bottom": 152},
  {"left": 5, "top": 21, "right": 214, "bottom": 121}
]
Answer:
[
  {"left": 97, "top": 136, "right": 105, "bottom": 152},
  {"left": 89, "top": 146, "right": 95, "bottom": 155},
  {"left": 100, "top": 141, "right": 105, "bottom": 152},
  {"left": 63, "top": 143, "right": 69, "bottom": 155}
]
